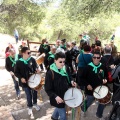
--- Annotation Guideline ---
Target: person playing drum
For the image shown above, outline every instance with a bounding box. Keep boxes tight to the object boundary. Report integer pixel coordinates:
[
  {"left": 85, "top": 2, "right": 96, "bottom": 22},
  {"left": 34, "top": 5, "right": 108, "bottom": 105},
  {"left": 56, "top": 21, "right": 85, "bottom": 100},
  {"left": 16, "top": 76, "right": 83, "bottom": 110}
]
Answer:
[
  {"left": 14, "top": 47, "right": 40, "bottom": 117},
  {"left": 81, "top": 51, "right": 108, "bottom": 119},
  {"left": 5, "top": 48, "right": 21, "bottom": 99},
  {"left": 45, "top": 52, "right": 76, "bottom": 120}
]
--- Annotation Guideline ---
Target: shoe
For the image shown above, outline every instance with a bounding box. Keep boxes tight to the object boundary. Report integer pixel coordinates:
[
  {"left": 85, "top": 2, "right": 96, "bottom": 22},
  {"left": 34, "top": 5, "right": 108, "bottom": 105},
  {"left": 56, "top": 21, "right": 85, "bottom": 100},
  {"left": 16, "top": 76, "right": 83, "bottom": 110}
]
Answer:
[
  {"left": 51, "top": 116, "right": 58, "bottom": 120},
  {"left": 33, "top": 104, "right": 40, "bottom": 111},
  {"left": 81, "top": 110, "right": 87, "bottom": 117},
  {"left": 28, "top": 108, "right": 34, "bottom": 119},
  {"left": 95, "top": 115, "right": 105, "bottom": 120},
  {"left": 18, "top": 94, "right": 21, "bottom": 99},
  {"left": 28, "top": 108, "right": 33, "bottom": 115},
  {"left": 16, "top": 94, "right": 21, "bottom": 100}
]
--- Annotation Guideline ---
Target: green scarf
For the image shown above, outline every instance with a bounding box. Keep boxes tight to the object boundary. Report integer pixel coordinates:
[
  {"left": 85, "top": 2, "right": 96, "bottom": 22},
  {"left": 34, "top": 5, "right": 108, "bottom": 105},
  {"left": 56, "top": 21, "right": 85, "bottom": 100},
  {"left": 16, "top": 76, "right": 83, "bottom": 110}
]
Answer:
[
  {"left": 48, "top": 51, "right": 55, "bottom": 60},
  {"left": 79, "top": 49, "right": 84, "bottom": 54},
  {"left": 9, "top": 54, "right": 18, "bottom": 67},
  {"left": 60, "top": 44, "right": 66, "bottom": 49},
  {"left": 50, "top": 63, "right": 70, "bottom": 83},
  {"left": 89, "top": 62, "right": 101, "bottom": 73},
  {"left": 19, "top": 57, "right": 31, "bottom": 64},
  {"left": 42, "top": 44, "right": 48, "bottom": 50}
]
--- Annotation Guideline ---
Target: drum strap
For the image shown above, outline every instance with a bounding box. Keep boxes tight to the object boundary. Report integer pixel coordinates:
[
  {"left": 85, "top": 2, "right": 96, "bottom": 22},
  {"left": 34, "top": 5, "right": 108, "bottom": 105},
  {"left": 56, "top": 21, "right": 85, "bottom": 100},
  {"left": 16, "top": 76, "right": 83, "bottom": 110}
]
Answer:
[{"left": 50, "top": 69, "right": 54, "bottom": 80}]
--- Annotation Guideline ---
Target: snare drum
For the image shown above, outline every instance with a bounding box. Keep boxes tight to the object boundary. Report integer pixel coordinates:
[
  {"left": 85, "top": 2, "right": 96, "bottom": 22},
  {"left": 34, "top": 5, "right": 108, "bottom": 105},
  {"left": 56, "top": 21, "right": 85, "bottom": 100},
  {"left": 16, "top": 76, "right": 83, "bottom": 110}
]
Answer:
[
  {"left": 28, "top": 74, "right": 44, "bottom": 91},
  {"left": 36, "top": 53, "right": 45, "bottom": 65},
  {"left": 93, "top": 85, "right": 112, "bottom": 104},
  {"left": 64, "top": 88, "right": 83, "bottom": 108}
]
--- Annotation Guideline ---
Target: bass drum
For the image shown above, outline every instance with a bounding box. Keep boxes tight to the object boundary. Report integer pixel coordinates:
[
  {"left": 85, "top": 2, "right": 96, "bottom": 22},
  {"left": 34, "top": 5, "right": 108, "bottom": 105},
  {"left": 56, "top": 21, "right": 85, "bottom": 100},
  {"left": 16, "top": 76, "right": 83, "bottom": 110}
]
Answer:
[{"left": 64, "top": 88, "right": 83, "bottom": 108}]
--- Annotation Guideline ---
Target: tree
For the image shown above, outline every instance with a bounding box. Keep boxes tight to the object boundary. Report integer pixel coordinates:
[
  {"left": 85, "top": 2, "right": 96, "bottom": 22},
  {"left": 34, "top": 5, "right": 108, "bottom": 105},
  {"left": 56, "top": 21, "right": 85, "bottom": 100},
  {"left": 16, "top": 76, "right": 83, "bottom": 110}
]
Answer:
[{"left": 0, "top": 0, "right": 50, "bottom": 39}]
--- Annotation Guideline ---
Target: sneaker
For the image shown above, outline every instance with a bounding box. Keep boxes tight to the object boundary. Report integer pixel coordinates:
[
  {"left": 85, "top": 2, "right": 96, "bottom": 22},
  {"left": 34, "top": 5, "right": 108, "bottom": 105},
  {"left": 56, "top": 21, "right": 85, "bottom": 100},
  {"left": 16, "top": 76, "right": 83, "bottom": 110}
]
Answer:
[
  {"left": 81, "top": 110, "right": 87, "bottom": 117},
  {"left": 28, "top": 108, "right": 33, "bottom": 115},
  {"left": 18, "top": 94, "right": 21, "bottom": 99},
  {"left": 28, "top": 108, "right": 34, "bottom": 119},
  {"left": 33, "top": 104, "right": 40, "bottom": 111},
  {"left": 16, "top": 94, "right": 21, "bottom": 100},
  {"left": 95, "top": 115, "right": 105, "bottom": 120},
  {"left": 51, "top": 116, "right": 58, "bottom": 120}
]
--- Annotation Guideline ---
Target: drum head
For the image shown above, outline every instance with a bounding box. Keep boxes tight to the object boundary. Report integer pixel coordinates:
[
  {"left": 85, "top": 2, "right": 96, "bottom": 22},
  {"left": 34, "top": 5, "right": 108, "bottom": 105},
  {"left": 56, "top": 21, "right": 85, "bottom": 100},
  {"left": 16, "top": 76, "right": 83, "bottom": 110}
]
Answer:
[
  {"left": 64, "top": 88, "right": 83, "bottom": 108},
  {"left": 93, "top": 85, "right": 108, "bottom": 99},
  {"left": 28, "top": 74, "right": 41, "bottom": 88}
]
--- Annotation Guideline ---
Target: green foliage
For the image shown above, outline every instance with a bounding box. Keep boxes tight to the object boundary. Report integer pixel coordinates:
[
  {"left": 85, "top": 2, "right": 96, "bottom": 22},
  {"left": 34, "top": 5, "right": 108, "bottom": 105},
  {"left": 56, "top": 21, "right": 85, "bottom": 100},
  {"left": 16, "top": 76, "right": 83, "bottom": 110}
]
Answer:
[
  {"left": 0, "top": 0, "right": 120, "bottom": 47},
  {"left": 0, "top": 0, "right": 48, "bottom": 39}
]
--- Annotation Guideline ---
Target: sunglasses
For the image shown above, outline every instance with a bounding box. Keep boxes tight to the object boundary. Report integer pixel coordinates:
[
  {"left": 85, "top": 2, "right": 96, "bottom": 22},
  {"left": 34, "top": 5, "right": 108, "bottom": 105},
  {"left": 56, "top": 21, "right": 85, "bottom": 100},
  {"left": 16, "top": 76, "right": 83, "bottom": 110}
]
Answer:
[
  {"left": 59, "top": 61, "right": 65, "bottom": 63},
  {"left": 27, "top": 52, "right": 31, "bottom": 55},
  {"left": 93, "top": 57, "right": 100, "bottom": 59}
]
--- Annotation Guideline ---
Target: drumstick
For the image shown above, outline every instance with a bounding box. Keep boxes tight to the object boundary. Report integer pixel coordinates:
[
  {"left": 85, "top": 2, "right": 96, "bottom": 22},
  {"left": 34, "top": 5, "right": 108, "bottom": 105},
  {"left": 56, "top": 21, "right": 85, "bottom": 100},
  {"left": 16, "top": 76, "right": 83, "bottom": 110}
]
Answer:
[
  {"left": 28, "top": 81, "right": 34, "bottom": 83},
  {"left": 72, "top": 88, "right": 74, "bottom": 97},
  {"left": 64, "top": 98, "right": 75, "bottom": 101},
  {"left": 94, "top": 91, "right": 101, "bottom": 97},
  {"left": 33, "top": 73, "right": 36, "bottom": 80},
  {"left": 98, "top": 85, "right": 102, "bottom": 93}
]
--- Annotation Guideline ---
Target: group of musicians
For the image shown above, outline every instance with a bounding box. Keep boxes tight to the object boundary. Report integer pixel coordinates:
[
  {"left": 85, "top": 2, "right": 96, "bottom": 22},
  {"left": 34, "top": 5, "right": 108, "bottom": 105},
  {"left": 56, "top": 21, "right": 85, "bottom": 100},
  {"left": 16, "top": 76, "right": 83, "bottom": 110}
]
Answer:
[{"left": 5, "top": 39, "right": 120, "bottom": 120}]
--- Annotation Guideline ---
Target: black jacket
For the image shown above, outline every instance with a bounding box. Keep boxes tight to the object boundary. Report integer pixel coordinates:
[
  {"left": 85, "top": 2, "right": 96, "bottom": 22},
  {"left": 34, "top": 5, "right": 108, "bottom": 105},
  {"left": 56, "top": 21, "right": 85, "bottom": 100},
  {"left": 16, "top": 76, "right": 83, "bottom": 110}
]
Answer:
[
  {"left": 38, "top": 44, "right": 50, "bottom": 55},
  {"left": 5, "top": 55, "right": 21, "bottom": 72},
  {"left": 44, "top": 52, "right": 54, "bottom": 69},
  {"left": 14, "top": 57, "right": 38, "bottom": 88},
  {"left": 82, "top": 63, "right": 108, "bottom": 95},
  {"left": 101, "top": 55, "right": 114, "bottom": 67},
  {"left": 45, "top": 66, "right": 72, "bottom": 108}
]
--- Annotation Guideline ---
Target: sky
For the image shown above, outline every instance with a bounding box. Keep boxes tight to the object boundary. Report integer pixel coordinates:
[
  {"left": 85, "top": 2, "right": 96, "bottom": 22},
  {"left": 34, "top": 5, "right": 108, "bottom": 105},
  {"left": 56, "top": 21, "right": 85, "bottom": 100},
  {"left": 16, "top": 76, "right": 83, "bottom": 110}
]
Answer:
[
  {"left": 32, "top": 0, "right": 61, "bottom": 7},
  {"left": 0, "top": 0, "right": 3, "bottom": 5}
]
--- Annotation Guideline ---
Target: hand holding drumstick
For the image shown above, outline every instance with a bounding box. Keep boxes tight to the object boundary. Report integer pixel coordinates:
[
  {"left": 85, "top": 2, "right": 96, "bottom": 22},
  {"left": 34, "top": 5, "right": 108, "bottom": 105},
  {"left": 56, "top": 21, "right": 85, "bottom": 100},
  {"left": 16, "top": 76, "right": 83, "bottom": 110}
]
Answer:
[
  {"left": 55, "top": 96, "right": 64, "bottom": 104},
  {"left": 87, "top": 85, "right": 93, "bottom": 90},
  {"left": 71, "top": 81, "right": 77, "bottom": 87},
  {"left": 103, "top": 79, "right": 107, "bottom": 84},
  {"left": 21, "top": 78, "right": 26, "bottom": 83}
]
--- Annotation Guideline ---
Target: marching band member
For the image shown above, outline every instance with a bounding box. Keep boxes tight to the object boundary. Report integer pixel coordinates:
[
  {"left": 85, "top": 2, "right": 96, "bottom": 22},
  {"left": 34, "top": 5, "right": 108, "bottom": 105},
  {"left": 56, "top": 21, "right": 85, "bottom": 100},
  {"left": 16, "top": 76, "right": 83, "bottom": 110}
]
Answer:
[
  {"left": 14, "top": 47, "right": 40, "bottom": 117},
  {"left": 45, "top": 52, "right": 76, "bottom": 120},
  {"left": 81, "top": 52, "right": 108, "bottom": 119},
  {"left": 38, "top": 39, "right": 50, "bottom": 71},
  {"left": 5, "top": 48, "right": 21, "bottom": 99}
]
